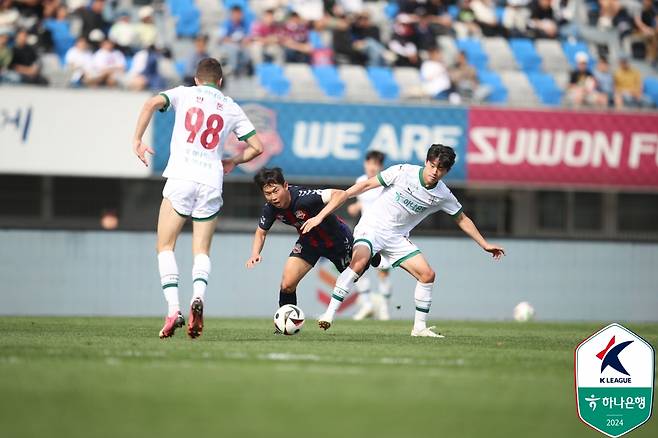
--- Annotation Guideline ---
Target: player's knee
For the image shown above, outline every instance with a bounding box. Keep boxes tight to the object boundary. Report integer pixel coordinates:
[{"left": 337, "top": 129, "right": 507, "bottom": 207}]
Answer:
[
  {"left": 279, "top": 284, "right": 297, "bottom": 294},
  {"left": 351, "top": 257, "right": 369, "bottom": 275},
  {"left": 419, "top": 269, "right": 435, "bottom": 283}
]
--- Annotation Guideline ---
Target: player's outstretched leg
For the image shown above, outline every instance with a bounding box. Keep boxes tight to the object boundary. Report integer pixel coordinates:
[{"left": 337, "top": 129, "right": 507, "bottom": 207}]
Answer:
[
  {"left": 410, "top": 281, "right": 443, "bottom": 338},
  {"left": 158, "top": 250, "right": 185, "bottom": 338},
  {"left": 318, "top": 245, "right": 371, "bottom": 330},
  {"left": 188, "top": 253, "right": 210, "bottom": 339}
]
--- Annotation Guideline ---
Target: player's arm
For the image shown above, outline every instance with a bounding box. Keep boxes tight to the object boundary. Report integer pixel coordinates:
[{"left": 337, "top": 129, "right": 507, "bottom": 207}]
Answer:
[
  {"left": 345, "top": 175, "right": 383, "bottom": 199},
  {"left": 453, "top": 212, "right": 505, "bottom": 260},
  {"left": 299, "top": 189, "right": 347, "bottom": 234},
  {"left": 246, "top": 227, "right": 268, "bottom": 268},
  {"left": 132, "top": 94, "right": 166, "bottom": 166},
  {"left": 222, "top": 133, "right": 264, "bottom": 174}
]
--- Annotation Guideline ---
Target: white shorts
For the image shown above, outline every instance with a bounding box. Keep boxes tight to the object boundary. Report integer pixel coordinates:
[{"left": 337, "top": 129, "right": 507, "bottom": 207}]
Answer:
[
  {"left": 353, "top": 224, "right": 420, "bottom": 268},
  {"left": 162, "top": 178, "right": 223, "bottom": 221}
]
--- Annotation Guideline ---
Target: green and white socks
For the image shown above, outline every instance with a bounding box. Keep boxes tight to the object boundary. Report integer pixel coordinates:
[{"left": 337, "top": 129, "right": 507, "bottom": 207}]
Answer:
[
  {"left": 413, "top": 281, "right": 433, "bottom": 331},
  {"left": 192, "top": 253, "right": 211, "bottom": 303},
  {"left": 324, "top": 267, "right": 360, "bottom": 321},
  {"left": 158, "top": 250, "right": 180, "bottom": 317}
]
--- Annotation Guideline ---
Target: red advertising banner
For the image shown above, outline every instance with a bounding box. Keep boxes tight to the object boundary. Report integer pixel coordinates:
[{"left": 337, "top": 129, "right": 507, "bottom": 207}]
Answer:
[{"left": 467, "top": 107, "right": 658, "bottom": 188}]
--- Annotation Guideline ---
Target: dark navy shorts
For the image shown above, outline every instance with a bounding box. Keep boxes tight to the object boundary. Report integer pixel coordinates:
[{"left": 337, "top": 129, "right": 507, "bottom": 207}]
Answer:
[{"left": 289, "top": 233, "right": 353, "bottom": 273}]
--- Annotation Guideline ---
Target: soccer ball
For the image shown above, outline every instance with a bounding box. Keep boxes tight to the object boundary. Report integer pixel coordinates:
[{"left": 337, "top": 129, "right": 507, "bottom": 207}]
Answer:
[
  {"left": 273, "top": 304, "right": 305, "bottom": 335},
  {"left": 513, "top": 301, "right": 535, "bottom": 322}
]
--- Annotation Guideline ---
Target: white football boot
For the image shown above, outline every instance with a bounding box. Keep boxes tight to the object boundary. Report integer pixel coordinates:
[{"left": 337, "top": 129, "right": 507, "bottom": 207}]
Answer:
[{"left": 410, "top": 326, "right": 444, "bottom": 338}]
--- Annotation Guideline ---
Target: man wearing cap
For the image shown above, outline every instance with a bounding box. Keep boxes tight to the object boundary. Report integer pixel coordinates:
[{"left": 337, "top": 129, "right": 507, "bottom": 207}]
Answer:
[
  {"left": 567, "top": 51, "right": 599, "bottom": 107},
  {"left": 135, "top": 6, "right": 157, "bottom": 49}
]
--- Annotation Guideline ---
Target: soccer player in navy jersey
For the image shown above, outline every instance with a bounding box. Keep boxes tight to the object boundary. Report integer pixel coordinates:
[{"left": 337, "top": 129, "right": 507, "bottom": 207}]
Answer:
[{"left": 246, "top": 167, "right": 361, "bottom": 310}]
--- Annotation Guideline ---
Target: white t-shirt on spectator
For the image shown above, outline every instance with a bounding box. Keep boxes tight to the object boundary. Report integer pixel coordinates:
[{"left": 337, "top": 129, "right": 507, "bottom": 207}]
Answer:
[
  {"left": 88, "top": 47, "right": 126, "bottom": 77},
  {"left": 65, "top": 45, "right": 93, "bottom": 82},
  {"left": 421, "top": 60, "right": 451, "bottom": 97}
]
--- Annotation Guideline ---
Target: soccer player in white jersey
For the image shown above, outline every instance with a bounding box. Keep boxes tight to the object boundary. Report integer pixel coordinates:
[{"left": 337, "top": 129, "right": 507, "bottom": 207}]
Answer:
[
  {"left": 301, "top": 144, "right": 505, "bottom": 337},
  {"left": 348, "top": 151, "right": 394, "bottom": 321},
  {"left": 132, "top": 58, "right": 263, "bottom": 339}
]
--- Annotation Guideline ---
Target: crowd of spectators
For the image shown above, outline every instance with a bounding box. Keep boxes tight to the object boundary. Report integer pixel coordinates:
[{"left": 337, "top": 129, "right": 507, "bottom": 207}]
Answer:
[{"left": 0, "top": 0, "right": 655, "bottom": 109}]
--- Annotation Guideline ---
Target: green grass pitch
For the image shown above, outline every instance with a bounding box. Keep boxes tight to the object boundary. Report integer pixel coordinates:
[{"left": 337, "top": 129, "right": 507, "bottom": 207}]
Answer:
[{"left": 0, "top": 318, "right": 655, "bottom": 438}]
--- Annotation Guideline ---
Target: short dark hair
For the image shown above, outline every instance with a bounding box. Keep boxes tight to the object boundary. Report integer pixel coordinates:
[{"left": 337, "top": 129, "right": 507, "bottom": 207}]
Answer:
[
  {"left": 426, "top": 144, "right": 456, "bottom": 170},
  {"left": 365, "top": 150, "right": 385, "bottom": 164},
  {"left": 196, "top": 57, "right": 223, "bottom": 83},
  {"left": 254, "top": 167, "right": 286, "bottom": 189}
]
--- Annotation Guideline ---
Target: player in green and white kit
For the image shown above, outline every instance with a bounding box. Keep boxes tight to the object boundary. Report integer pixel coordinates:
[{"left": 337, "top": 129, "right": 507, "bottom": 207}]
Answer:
[{"left": 301, "top": 144, "right": 505, "bottom": 337}]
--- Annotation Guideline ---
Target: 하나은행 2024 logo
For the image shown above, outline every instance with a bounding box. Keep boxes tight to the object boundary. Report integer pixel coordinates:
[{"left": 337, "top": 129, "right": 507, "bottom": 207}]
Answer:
[{"left": 575, "top": 323, "right": 655, "bottom": 437}]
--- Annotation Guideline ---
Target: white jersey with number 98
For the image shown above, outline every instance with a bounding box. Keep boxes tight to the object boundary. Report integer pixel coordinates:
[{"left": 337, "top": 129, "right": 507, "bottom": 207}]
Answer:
[{"left": 159, "top": 84, "right": 256, "bottom": 189}]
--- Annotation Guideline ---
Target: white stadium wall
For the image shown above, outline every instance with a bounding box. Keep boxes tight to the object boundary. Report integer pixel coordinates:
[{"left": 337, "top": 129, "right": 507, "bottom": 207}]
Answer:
[
  {"left": 0, "top": 230, "right": 656, "bottom": 322},
  {"left": 0, "top": 87, "right": 151, "bottom": 178}
]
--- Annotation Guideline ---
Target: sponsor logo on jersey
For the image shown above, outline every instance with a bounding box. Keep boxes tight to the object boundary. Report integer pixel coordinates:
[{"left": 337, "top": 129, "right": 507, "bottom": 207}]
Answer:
[{"left": 295, "top": 210, "right": 306, "bottom": 220}]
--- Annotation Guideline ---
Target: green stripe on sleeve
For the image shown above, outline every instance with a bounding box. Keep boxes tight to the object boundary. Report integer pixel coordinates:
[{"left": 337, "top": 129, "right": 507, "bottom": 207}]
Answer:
[
  {"left": 158, "top": 93, "right": 170, "bottom": 112},
  {"left": 238, "top": 129, "right": 256, "bottom": 141},
  {"left": 376, "top": 172, "right": 388, "bottom": 187}
]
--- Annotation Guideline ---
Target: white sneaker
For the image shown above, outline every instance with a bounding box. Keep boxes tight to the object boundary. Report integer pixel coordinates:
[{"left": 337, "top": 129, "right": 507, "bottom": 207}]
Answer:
[
  {"left": 352, "top": 302, "right": 375, "bottom": 321},
  {"left": 318, "top": 313, "right": 333, "bottom": 331},
  {"left": 410, "top": 326, "right": 444, "bottom": 338}
]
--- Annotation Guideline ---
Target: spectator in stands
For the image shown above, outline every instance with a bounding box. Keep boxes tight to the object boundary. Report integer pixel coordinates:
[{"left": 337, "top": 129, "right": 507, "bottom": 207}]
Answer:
[
  {"left": 0, "top": 30, "right": 20, "bottom": 83},
  {"left": 74, "top": 0, "right": 109, "bottom": 40},
  {"left": 349, "top": 11, "right": 389, "bottom": 66},
  {"left": 290, "top": 0, "right": 324, "bottom": 21},
  {"left": 529, "top": 0, "right": 558, "bottom": 38},
  {"left": 43, "top": 4, "right": 75, "bottom": 59},
  {"left": 309, "top": 17, "right": 334, "bottom": 65},
  {"left": 454, "top": 0, "right": 482, "bottom": 38},
  {"left": 503, "top": 0, "right": 531, "bottom": 38},
  {"left": 449, "top": 50, "right": 492, "bottom": 102},
  {"left": 108, "top": 11, "right": 135, "bottom": 54},
  {"left": 613, "top": 54, "right": 650, "bottom": 108},
  {"left": 420, "top": 45, "right": 453, "bottom": 101},
  {"left": 134, "top": 5, "right": 156, "bottom": 49},
  {"left": 388, "top": 13, "right": 420, "bottom": 67},
  {"left": 9, "top": 28, "right": 48, "bottom": 84},
  {"left": 597, "top": 0, "right": 633, "bottom": 42},
  {"left": 64, "top": 36, "right": 92, "bottom": 86},
  {"left": 219, "top": 5, "right": 252, "bottom": 75},
  {"left": 281, "top": 11, "right": 312, "bottom": 63},
  {"left": 593, "top": 55, "right": 614, "bottom": 107},
  {"left": 85, "top": 37, "right": 125, "bottom": 87},
  {"left": 632, "top": 0, "right": 657, "bottom": 64},
  {"left": 471, "top": 0, "right": 502, "bottom": 36},
  {"left": 566, "top": 51, "right": 602, "bottom": 107},
  {"left": 184, "top": 34, "right": 209, "bottom": 85},
  {"left": 0, "top": 1, "right": 20, "bottom": 35},
  {"left": 124, "top": 45, "right": 164, "bottom": 91},
  {"left": 249, "top": 8, "right": 283, "bottom": 65},
  {"left": 400, "top": 0, "right": 453, "bottom": 37}
]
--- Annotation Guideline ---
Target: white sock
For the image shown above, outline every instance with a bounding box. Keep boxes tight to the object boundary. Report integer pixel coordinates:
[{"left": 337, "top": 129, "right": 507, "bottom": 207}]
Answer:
[
  {"left": 192, "top": 253, "right": 211, "bottom": 303},
  {"left": 324, "top": 267, "right": 359, "bottom": 320},
  {"left": 378, "top": 275, "right": 392, "bottom": 299},
  {"left": 158, "top": 250, "right": 180, "bottom": 317},
  {"left": 413, "top": 282, "right": 433, "bottom": 331}
]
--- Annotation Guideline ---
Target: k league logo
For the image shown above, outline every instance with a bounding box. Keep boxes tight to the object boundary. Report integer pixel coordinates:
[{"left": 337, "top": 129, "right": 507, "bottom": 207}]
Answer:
[{"left": 575, "top": 323, "right": 655, "bottom": 437}]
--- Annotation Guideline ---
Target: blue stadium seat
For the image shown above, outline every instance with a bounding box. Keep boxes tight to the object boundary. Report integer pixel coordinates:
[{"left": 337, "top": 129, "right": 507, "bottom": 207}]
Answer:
[
  {"left": 385, "top": 2, "right": 399, "bottom": 20},
  {"left": 526, "top": 72, "right": 563, "bottom": 106},
  {"left": 175, "top": 60, "right": 187, "bottom": 77},
  {"left": 43, "top": 19, "right": 75, "bottom": 63},
  {"left": 448, "top": 5, "right": 459, "bottom": 20},
  {"left": 312, "top": 66, "right": 345, "bottom": 98},
  {"left": 495, "top": 6, "right": 505, "bottom": 23},
  {"left": 643, "top": 77, "right": 658, "bottom": 106},
  {"left": 456, "top": 38, "right": 489, "bottom": 70},
  {"left": 366, "top": 66, "right": 400, "bottom": 100},
  {"left": 167, "top": 0, "right": 194, "bottom": 16},
  {"left": 256, "top": 63, "right": 290, "bottom": 97},
  {"left": 509, "top": 38, "right": 542, "bottom": 72},
  {"left": 477, "top": 70, "right": 508, "bottom": 103},
  {"left": 176, "top": 8, "right": 201, "bottom": 37}
]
